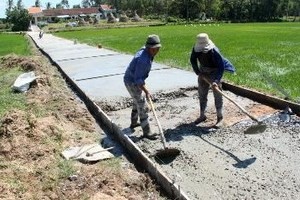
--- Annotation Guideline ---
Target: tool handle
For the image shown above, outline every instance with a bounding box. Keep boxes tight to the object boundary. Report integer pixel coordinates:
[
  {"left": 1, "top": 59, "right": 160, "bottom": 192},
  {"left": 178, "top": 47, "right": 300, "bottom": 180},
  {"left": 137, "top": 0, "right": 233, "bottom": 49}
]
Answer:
[
  {"left": 202, "top": 77, "right": 260, "bottom": 122},
  {"left": 148, "top": 98, "right": 167, "bottom": 149},
  {"left": 263, "top": 73, "right": 291, "bottom": 100},
  {"left": 86, "top": 146, "right": 114, "bottom": 157}
]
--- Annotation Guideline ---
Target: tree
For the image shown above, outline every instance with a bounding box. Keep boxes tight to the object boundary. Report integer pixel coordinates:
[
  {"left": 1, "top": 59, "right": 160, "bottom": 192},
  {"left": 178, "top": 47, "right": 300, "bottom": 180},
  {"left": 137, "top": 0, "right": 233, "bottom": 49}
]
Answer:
[
  {"left": 73, "top": 4, "right": 81, "bottom": 8},
  {"left": 6, "top": 0, "right": 15, "bottom": 18},
  {"left": 56, "top": 3, "right": 63, "bottom": 9},
  {"left": 35, "top": 0, "right": 41, "bottom": 7},
  {"left": 82, "top": 0, "right": 91, "bottom": 8},
  {"left": 7, "top": 0, "right": 14, "bottom": 11},
  {"left": 92, "top": 0, "right": 104, "bottom": 6},
  {"left": 10, "top": 0, "right": 294, "bottom": 22},
  {"left": 61, "top": 0, "right": 69, "bottom": 8},
  {"left": 7, "top": 6, "right": 31, "bottom": 31},
  {"left": 16, "top": 0, "right": 23, "bottom": 10},
  {"left": 46, "top": 2, "right": 51, "bottom": 9}
]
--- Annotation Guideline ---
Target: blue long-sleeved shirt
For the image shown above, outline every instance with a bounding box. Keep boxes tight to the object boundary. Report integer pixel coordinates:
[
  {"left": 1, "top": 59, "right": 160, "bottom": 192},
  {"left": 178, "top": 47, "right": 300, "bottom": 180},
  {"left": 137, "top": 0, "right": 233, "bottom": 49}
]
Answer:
[
  {"left": 124, "top": 47, "right": 153, "bottom": 85},
  {"left": 190, "top": 47, "right": 235, "bottom": 83}
]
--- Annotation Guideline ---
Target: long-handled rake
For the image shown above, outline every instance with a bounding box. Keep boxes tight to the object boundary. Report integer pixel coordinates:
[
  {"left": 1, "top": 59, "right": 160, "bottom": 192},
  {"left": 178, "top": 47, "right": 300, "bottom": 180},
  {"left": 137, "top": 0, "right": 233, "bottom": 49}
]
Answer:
[{"left": 203, "top": 77, "right": 267, "bottom": 134}]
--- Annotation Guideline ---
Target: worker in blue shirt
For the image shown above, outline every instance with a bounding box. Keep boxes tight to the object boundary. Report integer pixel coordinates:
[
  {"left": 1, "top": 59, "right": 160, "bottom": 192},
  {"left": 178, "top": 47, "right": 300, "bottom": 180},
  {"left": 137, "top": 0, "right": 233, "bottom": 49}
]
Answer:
[
  {"left": 190, "top": 33, "right": 236, "bottom": 128},
  {"left": 124, "top": 34, "right": 161, "bottom": 140}
]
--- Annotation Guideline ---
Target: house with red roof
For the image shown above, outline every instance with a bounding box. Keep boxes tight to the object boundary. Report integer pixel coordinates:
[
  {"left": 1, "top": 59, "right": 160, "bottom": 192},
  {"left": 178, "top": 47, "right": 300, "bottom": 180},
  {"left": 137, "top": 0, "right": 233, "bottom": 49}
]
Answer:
[
  {"left": 27, "top": 6, "right": 43, "bottom": 24},
  {"left": 27, "top": 5, "right": 116, "bottom": 24},
  {"left": 43, "top": 7, "right": 101, "bottom": 22}
]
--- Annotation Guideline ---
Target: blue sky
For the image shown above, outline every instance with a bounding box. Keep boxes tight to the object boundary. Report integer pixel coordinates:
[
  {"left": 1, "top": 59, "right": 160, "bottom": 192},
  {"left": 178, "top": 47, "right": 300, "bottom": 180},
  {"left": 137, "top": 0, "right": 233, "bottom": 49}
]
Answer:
[{"left": 0, "top": 0, "right": 81, "bottom": 18}]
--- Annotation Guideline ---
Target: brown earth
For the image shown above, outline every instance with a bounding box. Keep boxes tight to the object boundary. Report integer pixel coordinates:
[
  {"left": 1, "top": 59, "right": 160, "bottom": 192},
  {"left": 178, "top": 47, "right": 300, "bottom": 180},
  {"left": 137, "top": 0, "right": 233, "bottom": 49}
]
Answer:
[{"left": 0, "top": 46, "right": 165, "bottom": 199}]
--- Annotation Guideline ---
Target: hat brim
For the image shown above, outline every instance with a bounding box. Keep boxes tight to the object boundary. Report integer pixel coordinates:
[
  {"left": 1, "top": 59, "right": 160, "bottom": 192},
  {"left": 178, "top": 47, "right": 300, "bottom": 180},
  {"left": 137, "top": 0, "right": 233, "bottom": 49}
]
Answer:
[
  {"left": 146, "top": 43, "right": 161, "bottom": 48},
  {"left": 194, "top": 39, "right": 214, "bottom": 52}
]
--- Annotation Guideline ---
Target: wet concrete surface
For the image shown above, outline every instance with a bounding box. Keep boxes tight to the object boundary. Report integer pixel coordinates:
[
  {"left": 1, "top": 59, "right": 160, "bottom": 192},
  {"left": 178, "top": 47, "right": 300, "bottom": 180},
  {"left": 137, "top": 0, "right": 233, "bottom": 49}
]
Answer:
[
  {"left": 110, "top": 89, "right": 300, "bottom": 200},
  {"left": 28, "top": 32, "right": 197, "bottom": 103}
]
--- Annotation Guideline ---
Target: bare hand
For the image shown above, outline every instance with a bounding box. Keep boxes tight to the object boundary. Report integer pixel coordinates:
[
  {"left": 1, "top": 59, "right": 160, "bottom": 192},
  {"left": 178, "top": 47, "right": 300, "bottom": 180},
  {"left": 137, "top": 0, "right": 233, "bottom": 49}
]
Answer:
[
  {"left": 212, "top": 82, "right": 218, "bottom": 88},
  {"left": 145, "top": 91, "right": 153, "bottom": 101}
]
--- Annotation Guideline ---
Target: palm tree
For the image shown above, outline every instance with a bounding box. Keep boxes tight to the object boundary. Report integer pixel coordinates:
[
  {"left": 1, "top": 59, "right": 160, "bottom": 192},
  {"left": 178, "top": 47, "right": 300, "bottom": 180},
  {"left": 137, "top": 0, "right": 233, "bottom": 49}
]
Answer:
[
  {"left": 46, "top": 2, "right": 51, "bottom": 9},
  {"left": 61, "top": 0, "right": 70, "bottom": 8}
]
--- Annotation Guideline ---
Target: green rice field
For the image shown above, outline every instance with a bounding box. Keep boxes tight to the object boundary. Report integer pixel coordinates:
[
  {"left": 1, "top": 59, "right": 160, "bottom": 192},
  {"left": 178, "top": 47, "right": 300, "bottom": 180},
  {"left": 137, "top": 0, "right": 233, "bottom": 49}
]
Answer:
[
  {"left": 0, "top": 33, "right": 30, "bottom": 117},
  {"left": 0, "top": 33, "right": 31, "bottom": 56},
  {"left": 54, "top": 22, "right": 300, "bottom": 101}
]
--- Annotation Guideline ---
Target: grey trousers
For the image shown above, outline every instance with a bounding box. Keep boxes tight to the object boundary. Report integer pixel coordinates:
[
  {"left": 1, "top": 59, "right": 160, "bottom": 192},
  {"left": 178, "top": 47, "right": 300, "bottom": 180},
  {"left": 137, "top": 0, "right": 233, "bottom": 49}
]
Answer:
[
  {"left": 125, "top": 83, "right": 149, "bottom": 128},
  {"left": 198, "top": 74, "right": 223, "bottom": 118}
]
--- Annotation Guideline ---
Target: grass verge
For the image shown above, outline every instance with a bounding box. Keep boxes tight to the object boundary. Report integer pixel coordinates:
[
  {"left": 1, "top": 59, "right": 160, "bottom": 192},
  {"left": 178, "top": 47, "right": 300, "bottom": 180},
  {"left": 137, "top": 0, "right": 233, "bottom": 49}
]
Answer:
[{"left": 0, "top": 67, "right": 26, "bottom": 117}]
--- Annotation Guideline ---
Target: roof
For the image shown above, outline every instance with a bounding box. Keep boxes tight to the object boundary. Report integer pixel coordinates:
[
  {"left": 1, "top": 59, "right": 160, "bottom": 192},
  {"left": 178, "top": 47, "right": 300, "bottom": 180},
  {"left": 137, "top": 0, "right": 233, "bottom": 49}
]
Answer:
[
  {"left": 43, "top": 7, "right": 100, "bottom": 17},
  {"left": 99, "top": 5, "right": 112, "bottom": 11},
  {"left": 28, "top": 7, "right": 42, "bottom": 14}
]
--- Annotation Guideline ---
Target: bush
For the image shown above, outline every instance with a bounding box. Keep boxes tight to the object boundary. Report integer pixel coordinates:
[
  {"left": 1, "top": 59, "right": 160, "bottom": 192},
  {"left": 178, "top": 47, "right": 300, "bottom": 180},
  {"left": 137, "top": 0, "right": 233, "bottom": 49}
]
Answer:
[
  {"left": 37, "top": 21, "right": 48, "bottom": 28},
  {"left": 167, "top": 16, "right": 179, "bottom": 23},
  {"left": 119, "top": 14, "right": 129, "bottom": 22},
  {"left": 0, "top": 23, "right": 7, "bottom": 30}
]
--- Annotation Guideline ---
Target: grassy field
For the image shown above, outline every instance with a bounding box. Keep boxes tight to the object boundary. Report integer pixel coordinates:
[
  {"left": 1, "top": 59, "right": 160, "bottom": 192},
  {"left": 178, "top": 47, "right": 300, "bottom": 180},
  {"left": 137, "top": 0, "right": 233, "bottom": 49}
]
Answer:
[
  {"left": 54, "top": 22, "right": 300, "bottom": 101},
  {"left": 0, "top": 33, "right": 30, "bottom": 117},
  {"left": 0, "top": 33, "right": 31, "bottom": 56}
]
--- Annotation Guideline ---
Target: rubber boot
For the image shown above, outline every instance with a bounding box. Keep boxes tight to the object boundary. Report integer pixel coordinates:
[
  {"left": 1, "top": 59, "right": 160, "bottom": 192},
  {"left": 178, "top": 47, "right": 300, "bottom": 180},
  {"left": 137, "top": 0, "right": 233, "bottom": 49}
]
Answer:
[
  {"left": 129, "top": 109, "right": 140, "bottom": 129},
  {"left": 194, "top": 115, "right": 207, "bottom": 125},
  {"left": 130, "top": 120, "right": 140, "bottom": 129},
  {"left": 194, "top": 110, "right": 207, "bottom": 125},
  {"left": 215, "top": 109, "right": 224, "bottom": 128},
  {"left": 142, "top": 124, "right": 158, "bottom": 140}
]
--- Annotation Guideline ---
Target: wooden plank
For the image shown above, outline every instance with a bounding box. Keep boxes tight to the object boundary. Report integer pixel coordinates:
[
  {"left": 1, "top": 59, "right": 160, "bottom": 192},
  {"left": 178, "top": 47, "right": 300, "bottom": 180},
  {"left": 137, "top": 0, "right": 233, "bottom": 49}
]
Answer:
[{"left": 222, "top": 82, "right": 300, "bottom": 116}]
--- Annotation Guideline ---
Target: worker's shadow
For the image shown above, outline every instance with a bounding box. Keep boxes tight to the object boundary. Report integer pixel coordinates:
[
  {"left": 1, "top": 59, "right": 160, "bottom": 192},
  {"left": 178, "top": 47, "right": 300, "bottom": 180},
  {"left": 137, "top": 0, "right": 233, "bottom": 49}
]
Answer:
[
  {"left": 198, "top": 135, "right": 256, "bottom": 168},
  {"left": 164, "top": 123, "right": 256, "bottom": 169},
  {"left": 164, "top": 123, "right": 214, "bottom": 142}
]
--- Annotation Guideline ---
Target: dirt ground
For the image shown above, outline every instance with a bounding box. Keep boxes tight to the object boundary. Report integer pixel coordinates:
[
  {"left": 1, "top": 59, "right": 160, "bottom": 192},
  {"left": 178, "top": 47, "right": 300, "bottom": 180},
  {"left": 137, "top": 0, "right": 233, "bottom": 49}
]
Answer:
[
  {"left": 0, "top": 50, "right": 165, "bottom": 199},
  {"left": 105, "top": 88, "right": 300, "bottom": 200}
]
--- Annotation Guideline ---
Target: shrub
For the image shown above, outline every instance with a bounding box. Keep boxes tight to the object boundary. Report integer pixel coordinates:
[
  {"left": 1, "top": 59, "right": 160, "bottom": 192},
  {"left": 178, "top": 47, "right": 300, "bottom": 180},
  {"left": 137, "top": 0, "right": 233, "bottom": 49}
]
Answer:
[{"left": 7, "top": 8, "right": 31, "bottom": 32}]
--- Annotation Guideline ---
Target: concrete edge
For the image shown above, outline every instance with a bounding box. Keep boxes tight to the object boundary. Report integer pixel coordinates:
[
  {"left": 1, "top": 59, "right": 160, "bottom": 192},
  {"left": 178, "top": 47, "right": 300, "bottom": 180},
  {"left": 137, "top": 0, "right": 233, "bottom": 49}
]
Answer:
[
  {"left": 223, "top": 82, "right": 300, "bottom": 116},
  {"left": 28, "top": 34, "right": 191, "bottom": 200},
  {"left": 55, "top": 60, "right": 191, "bottom": 200}
]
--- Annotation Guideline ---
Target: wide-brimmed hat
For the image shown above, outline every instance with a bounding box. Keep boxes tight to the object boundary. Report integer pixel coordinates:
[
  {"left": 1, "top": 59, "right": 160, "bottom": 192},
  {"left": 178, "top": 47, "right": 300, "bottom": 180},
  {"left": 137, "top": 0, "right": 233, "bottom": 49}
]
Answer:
[
  {"left": 145, "top": 34, "right": 161, "bottom": 48},
  {"left": 194, "top": 33, "right": 214, "bottom": 52}
]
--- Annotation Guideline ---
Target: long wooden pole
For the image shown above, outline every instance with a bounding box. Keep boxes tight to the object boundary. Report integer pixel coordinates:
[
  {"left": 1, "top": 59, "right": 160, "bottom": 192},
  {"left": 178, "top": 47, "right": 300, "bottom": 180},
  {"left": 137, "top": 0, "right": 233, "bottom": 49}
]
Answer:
[{"left": 202, "top": 77, "right": 260, "bottom": 122}]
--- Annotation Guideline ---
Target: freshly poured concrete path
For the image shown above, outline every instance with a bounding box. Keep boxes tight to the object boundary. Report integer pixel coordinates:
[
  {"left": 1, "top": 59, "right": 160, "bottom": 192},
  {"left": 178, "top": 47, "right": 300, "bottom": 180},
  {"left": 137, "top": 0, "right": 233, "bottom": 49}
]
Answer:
[{"left": 28, "top": 31, "right": 197, "bottom": 102}]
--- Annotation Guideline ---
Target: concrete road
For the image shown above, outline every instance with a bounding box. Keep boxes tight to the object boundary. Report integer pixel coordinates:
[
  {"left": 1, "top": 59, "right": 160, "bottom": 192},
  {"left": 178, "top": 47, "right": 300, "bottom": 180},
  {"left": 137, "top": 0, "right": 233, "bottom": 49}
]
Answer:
[{"left": 27, "top": 31, "right": 197, "bottom": 102}]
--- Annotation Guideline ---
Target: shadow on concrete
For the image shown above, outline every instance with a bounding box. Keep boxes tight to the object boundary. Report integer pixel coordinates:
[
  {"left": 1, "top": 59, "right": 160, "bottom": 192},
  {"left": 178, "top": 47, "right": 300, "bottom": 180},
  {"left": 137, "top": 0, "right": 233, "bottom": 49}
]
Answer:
[
  {"left": 164, "top": 123, "right": 256, "bottom": 169},
  {"left": 164, "top": 123, "right": 216, "bottom": 142},
  {"left": 198, "top": 135, "right": 256, "bottom": 169}
]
